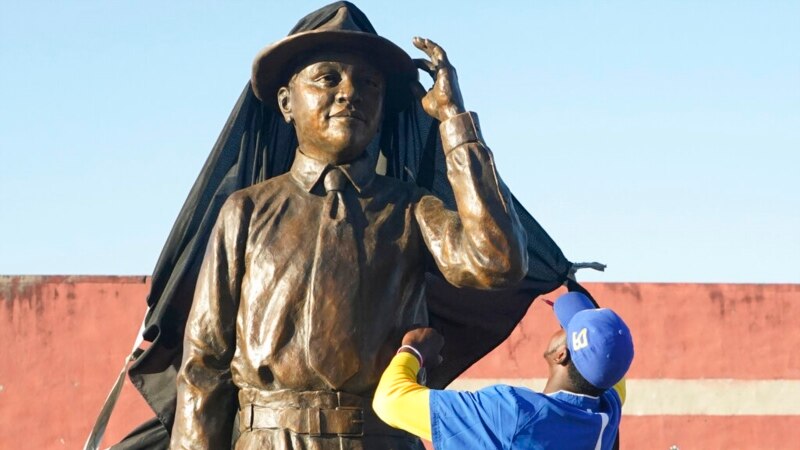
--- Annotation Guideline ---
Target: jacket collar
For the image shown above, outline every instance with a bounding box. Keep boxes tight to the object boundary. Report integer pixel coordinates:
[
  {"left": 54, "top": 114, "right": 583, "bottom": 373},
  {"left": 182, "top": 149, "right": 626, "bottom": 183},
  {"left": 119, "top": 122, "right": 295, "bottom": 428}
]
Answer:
[
  {"left": 290, "top": 149, "right": 376, "bottom": 194},
  {"left": 548, "top": 390, "right": 601, "bottom": 411}
]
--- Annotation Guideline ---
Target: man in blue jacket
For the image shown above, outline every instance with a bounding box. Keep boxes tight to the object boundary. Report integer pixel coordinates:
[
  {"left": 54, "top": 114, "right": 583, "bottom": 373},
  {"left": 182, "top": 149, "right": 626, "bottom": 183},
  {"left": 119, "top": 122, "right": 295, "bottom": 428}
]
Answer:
[{"left": 374, "top": 292, "right": 634, "bottom": 449}]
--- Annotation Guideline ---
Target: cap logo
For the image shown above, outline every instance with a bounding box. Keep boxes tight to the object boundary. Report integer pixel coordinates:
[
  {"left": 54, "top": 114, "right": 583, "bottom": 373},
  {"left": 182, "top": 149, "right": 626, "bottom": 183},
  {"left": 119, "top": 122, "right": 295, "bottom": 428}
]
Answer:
[{"left": 572, "top": 328, "right": 589, "bottom": 351}]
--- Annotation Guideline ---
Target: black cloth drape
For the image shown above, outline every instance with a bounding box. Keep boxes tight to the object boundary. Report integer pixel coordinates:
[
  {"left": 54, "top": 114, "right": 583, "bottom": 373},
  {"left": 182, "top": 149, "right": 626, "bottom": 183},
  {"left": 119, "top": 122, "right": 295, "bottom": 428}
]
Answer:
[{"left": 112, "top": 2, "right": 574, "bottom": 448}]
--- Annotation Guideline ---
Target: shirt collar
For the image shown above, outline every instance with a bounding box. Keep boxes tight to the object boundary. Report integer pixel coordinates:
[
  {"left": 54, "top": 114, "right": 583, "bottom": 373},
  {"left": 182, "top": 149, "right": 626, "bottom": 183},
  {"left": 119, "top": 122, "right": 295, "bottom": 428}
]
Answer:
[
  {"left": 547, "top": 390, "right": 601, "bottom": 411},
  {"left": 290, "top": 149, "right": 376, "bottom": 194}
]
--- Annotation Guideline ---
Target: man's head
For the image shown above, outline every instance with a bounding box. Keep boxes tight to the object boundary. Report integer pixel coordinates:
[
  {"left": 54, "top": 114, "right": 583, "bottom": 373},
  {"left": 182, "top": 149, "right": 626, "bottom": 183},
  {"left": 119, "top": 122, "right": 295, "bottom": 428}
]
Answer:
[
  {"left": 250, "top": 2, "right": 417, "bottom": 164},
  {"left": 544, "top": 292, "right": 634, "bottom": 395}
]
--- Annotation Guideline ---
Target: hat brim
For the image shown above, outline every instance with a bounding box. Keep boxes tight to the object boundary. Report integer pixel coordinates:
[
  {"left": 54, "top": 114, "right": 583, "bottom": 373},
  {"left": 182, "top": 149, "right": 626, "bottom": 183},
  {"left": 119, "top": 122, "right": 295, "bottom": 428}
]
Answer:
[
  {"left": 554, "top": 292, "right": 596, "bottom": 329},
  {"left": 251, "top": 30, "right": 419, "bottom": 112}
]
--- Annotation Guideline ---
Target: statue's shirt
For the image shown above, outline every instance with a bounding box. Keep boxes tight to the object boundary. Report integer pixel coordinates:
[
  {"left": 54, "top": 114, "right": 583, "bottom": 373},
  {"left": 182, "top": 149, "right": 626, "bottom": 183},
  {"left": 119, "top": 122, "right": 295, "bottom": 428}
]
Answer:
[{"left": 172, "top": 112, "right": 528, "bottom": 449}]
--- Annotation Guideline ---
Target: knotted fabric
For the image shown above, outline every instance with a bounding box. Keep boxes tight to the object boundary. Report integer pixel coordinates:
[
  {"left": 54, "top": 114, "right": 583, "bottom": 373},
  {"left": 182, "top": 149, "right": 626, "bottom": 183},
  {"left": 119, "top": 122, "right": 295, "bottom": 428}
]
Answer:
[{"left": 307, "top": 167, "right": 361, "bottom": 388}]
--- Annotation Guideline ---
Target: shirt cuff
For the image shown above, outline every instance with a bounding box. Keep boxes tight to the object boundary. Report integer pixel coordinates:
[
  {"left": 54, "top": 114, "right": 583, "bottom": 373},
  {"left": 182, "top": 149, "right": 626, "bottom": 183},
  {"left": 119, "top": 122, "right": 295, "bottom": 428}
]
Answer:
[
  {"left": 439, "top": 112, "right": 484, "bottom": 154},
  {"left": 394, "top": 351, "right": 422, "bottom": 374}
]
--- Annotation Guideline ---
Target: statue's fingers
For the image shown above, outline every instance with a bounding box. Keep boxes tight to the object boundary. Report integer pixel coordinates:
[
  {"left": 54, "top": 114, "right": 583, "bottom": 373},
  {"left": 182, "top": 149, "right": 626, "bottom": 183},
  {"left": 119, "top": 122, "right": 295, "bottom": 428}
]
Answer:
[
  {"left": 413, "top": 58, "right": 436, "bottom": 78},
  {"left": 413, "top": 36, "right": 439, "bottom": 62},
  {"left": 412, "top": 36, "right": 429, "bottom": 53},
  {"left": 422, "top": 37, "right": 449, "bottom": 66}
]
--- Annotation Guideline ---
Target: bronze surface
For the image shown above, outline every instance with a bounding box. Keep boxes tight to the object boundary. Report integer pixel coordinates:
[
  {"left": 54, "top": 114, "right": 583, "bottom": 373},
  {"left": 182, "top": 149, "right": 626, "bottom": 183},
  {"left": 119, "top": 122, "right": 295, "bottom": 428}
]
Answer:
[{"left": 170, "top": 6, "right": 527, "bottom": 450}]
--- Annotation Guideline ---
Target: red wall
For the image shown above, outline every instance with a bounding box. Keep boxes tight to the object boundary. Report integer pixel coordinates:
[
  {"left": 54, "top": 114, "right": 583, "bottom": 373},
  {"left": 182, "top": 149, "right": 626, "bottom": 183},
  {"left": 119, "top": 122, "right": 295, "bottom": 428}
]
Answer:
[
  {"left": 1, "top": 277, "right": 798, "bottom": 449},
  {"left": 466, "top": 282, "right": 800, "bottom": 379},
  {"left": 463, "top": 283, "right": 800, "bottom": 449},
  {"left": 1, "top": 276, "right": 153, "bottom": 449}
]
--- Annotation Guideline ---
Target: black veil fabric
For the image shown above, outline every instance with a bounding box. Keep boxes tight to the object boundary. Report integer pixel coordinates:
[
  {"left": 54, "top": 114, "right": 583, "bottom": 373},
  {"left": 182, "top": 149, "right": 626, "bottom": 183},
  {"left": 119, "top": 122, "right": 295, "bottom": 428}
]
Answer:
[{"left": 113, "top": 2, "right": 574, "bottom": 448}]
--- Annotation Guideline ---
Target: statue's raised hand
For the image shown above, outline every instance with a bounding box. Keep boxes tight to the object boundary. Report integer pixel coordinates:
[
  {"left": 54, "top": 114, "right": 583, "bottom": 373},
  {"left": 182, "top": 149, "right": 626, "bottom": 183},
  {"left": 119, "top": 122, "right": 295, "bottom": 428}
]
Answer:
[{"left": 412, "top": 37, "right": 466, "bottom": 122}]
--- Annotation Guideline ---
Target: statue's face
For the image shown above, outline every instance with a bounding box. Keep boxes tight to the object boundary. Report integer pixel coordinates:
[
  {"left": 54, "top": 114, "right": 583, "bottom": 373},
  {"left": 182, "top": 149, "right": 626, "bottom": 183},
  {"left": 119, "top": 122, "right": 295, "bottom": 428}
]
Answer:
[{"left": 278, "top": 51, "right": 385, "bottom": 164}]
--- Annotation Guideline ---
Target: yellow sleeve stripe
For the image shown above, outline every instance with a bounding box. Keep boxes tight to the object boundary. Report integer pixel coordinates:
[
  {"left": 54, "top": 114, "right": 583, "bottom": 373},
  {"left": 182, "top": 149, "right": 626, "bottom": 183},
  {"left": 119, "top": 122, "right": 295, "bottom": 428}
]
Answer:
[{"left": 613, "top": 378, "right": 627, "bottom": 405}]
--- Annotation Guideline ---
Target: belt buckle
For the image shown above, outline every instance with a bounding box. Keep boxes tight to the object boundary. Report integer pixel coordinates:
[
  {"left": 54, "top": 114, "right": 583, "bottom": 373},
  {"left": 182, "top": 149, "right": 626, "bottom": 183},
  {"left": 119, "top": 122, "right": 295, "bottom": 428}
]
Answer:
[{"left": 335, "top": 406, "right": 364, "bottom": 438}]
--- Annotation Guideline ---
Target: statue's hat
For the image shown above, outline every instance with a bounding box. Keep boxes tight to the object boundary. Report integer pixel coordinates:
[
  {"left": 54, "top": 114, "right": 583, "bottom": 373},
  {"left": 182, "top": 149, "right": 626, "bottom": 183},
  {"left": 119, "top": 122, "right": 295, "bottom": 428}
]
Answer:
[{"left": 251, "top": 1, "right": 418, "bottom": 112}]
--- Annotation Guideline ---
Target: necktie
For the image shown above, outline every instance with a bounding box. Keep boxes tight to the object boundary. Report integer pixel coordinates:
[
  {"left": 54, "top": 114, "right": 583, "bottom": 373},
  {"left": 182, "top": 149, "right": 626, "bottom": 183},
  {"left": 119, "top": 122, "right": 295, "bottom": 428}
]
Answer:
[{"left": 307, "top": 167, "right": 360, "bottom": 389}]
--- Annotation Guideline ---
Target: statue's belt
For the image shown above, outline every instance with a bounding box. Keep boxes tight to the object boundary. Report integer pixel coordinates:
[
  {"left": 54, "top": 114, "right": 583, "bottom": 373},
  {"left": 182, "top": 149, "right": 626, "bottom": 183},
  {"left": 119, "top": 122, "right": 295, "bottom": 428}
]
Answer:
[{"left": 238, "top": 390, "right": 409, "bottom": 438}]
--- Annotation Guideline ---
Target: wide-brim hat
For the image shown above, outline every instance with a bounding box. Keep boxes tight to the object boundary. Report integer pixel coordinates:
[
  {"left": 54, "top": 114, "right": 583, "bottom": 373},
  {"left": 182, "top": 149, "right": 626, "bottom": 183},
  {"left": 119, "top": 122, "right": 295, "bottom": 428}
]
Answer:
[{"left": 251, "top": 2, "right": 418, "bottom": 112}]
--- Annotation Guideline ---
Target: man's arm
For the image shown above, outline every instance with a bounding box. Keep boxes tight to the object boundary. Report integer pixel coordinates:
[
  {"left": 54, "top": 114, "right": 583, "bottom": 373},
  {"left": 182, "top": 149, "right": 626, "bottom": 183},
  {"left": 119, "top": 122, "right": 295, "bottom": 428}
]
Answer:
[
  {"left": 375, "top": 328, "right": 519, "bottom": 449},
  {"left": 411, "top": 37, "right": 528, "bottom": 289},
  {"left": 373, "top": 352, "right": 433, "bottom": 440},
  {"left": 170, "top": 194, "right": 251, "bottom": 449},
  {"left": 373, "top": 327, "right": 443, "bottom": 441}
]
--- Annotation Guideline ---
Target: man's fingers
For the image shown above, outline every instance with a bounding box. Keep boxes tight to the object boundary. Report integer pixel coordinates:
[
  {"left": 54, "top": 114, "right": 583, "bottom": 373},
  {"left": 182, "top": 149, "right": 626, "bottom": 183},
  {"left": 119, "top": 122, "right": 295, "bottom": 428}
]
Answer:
[
  {"left": 405, "top": 323, "right": 426, "bottom": 333},
  {"left": 401, "top": 326, "right": 443, "bottom": 344}
]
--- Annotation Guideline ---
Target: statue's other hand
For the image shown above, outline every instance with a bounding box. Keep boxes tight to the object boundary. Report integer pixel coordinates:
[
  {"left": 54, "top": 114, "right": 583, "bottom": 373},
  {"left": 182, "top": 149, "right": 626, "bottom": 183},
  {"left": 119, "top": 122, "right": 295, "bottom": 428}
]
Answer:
[
  {"left": 401, "top": 326, "right": 445, "bottom": 368},
  {"left": 412, "top": 36, "right": 466, "bottom": 122}
]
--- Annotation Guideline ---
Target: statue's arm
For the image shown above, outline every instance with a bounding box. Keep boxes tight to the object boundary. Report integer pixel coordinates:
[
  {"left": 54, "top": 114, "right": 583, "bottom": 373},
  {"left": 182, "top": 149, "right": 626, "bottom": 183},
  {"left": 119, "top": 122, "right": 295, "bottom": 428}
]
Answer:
[
  {"left": 415, "top": 117, "right": 528, "bottom": 289},
  {"left": 170, "top": 193, "right": 250, "bottom": 449},
  {"left": 411, "top": 37, "right": 528, "bottom": 289}
]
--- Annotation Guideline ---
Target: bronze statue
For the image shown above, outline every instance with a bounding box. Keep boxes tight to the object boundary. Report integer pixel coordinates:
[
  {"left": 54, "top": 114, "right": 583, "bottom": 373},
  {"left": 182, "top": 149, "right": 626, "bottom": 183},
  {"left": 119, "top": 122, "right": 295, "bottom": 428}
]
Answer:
[
  {"left": 93, "top": 2, "right": 586, "bottom": 450},
  {"left": 169, "top": 3, "right": 529, "bottom": 450}
]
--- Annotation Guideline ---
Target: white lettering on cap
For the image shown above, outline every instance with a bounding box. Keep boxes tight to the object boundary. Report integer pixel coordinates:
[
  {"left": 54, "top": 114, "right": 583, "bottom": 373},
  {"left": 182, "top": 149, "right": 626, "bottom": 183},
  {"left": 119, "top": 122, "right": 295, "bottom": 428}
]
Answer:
[{"left": 572, "top": 328, "right": 589, "bottom": 351}]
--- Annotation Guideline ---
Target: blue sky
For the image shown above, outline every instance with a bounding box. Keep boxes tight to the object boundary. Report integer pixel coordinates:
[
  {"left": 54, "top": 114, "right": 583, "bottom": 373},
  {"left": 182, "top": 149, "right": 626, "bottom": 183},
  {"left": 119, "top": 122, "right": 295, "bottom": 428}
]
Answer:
[{"left": 1, "top": 1, "right": 798, "bottom": 282}]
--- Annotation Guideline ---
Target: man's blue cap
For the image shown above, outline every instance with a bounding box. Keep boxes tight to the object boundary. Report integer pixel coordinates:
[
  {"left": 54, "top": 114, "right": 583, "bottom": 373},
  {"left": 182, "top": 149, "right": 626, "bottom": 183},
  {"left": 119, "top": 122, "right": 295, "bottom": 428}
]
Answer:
[{"left": 553, "top": 292, "right": 634, "bottom": 390}]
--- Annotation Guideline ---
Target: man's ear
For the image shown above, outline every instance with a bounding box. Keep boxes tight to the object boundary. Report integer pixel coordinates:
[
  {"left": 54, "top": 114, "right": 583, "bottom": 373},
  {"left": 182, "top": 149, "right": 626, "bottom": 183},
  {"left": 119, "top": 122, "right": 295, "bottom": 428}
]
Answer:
[
  {"left": 555, "top": 345, "right": 570, "bottom": 366},
  {"left": 277, "top": 86, "right": 292, "bottom": 124}
]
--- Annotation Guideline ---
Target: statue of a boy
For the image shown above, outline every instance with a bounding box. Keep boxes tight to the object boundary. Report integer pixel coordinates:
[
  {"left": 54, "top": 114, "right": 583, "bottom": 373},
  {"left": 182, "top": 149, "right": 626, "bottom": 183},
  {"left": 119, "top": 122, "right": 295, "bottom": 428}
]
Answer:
[{"left": 170, "top": 3, "right": 528, "bottom": 449}]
